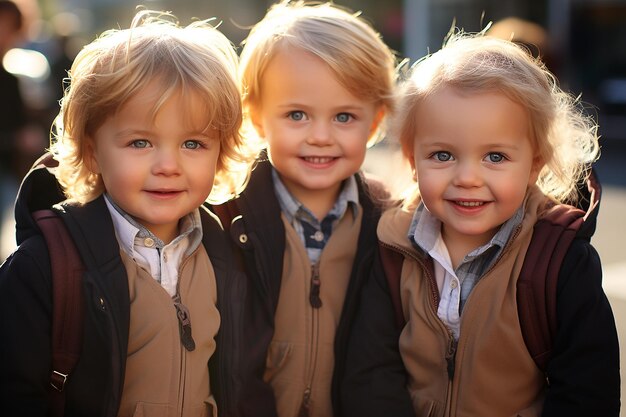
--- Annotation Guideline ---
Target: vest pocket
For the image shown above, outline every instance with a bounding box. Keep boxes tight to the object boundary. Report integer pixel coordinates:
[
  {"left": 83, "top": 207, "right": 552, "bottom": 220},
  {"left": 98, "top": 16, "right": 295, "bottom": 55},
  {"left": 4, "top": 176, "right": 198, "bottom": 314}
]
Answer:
[
  {"left": 264, "top": 341, "right": 292, "bottom": 381},
  {"left": 128, "top": 401, "right": 213, "bottom": 417},
  {"left": 128, "top": 402, "right": 171, "bottom": 417},
  {"left": 414, "top": 398, "right": 443, "bottom": 417},
  {"left": 205, "top": 394, "right": 217, "bottom": 417}
]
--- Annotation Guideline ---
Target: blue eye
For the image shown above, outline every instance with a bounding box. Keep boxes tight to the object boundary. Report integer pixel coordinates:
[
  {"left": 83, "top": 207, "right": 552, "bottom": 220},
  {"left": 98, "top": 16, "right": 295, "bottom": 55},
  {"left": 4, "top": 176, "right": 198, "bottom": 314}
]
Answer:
[
  {"left": 288, "top": 111, "right": 305, "bottom": 121},
  {"left": 434, "top": 151, "right": 452, "bottom": 162},
  {"left": 183, "top": 140, "right": 201, "bottom": 149},
  {"left": 130, "top": 139, "right": 149, "bottom": 148},
  {"left": 336, "top": 113, "right": 352, "bottom": 123},
  {"left": 487, "top": 153, "right": 505, "bottom": 163}
]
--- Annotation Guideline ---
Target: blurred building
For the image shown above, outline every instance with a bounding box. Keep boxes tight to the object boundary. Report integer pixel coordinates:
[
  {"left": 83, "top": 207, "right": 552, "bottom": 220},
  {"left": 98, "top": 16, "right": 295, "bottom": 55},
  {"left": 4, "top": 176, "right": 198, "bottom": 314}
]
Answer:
[{"left": 40, "top": 0, "right": 623, "bottom": 139}]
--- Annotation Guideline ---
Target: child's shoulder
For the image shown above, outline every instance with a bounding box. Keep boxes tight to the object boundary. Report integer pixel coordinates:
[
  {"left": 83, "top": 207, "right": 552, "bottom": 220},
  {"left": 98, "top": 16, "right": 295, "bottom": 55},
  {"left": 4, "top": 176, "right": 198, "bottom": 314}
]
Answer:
[{"left": 357, "top": 171, "right": 399, "bottom": 209}]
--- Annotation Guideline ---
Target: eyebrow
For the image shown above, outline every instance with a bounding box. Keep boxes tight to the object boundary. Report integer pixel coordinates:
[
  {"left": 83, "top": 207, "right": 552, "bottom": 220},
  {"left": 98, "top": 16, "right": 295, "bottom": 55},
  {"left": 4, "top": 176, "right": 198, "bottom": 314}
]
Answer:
[
  {"left": 276, "top": 103, "right": 367, "bottom": 111},
  {"left": 113, "top": 129, "right": 153, "bottom": 139}
]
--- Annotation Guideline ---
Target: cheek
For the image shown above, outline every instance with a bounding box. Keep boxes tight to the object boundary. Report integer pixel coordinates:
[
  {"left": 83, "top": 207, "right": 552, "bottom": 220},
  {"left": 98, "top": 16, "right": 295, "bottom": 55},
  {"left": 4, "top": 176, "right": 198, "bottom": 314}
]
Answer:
[
  {"left": 100, "top": 166, "right": 133, "bottom": 190},
  {"left": 494, "top": 176, "right": 528, "bottom": 209},
  {"left": 416, "top": 175, "right": 436, "bottom": 201},
  {"left": 345, "top": 132, "right": 369, "bottom": 159},
  {"left": 349, "top": 143, "right": 367, "bottom": 163}
]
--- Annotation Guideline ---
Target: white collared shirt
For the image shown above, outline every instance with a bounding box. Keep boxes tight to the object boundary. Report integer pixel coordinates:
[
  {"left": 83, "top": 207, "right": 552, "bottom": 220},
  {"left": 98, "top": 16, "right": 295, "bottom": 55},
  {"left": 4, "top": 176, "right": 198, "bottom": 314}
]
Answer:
[
  {"left": 104, "top": 195, "right": 203, "bottom": 297},
  {"left": 409, "top": 203, "right": 523, "bottom": 339}
]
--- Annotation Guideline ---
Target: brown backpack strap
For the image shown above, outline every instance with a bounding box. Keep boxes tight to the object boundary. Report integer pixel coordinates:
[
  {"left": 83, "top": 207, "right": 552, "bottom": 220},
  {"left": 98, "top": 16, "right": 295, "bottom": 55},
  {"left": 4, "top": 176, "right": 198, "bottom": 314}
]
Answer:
[
  {"left": 33, "top": 209, "right": 85, "bottom": 417},
  {"left": 379, "top": 244, "right": 406, "bottom": 330},
  {"left": 516, "top": 204, "right": 585, "bottom": 372}
]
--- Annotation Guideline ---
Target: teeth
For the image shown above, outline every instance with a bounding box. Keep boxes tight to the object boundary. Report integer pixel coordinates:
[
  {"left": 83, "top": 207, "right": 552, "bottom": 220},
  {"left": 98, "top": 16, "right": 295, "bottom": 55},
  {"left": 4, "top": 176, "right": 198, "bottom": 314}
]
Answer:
[
  {"left": 304, "top": 156, "right": 334, "bottom": 164},
  {"left": 456, "top": 201, "right": 484, "bottom": 207}
]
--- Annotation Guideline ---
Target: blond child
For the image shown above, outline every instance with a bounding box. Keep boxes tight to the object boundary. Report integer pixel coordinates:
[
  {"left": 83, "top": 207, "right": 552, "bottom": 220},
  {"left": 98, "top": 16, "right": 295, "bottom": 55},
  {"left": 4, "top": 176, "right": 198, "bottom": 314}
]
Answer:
[
  {"left": 212, "top": 1, "right": 401, "bottom": 416},
  {"left": 0, "top": 10, "right": 255, "bottom": 417},
  {"left": 343, "top": 31, "right": 620, "bottom": 416}
]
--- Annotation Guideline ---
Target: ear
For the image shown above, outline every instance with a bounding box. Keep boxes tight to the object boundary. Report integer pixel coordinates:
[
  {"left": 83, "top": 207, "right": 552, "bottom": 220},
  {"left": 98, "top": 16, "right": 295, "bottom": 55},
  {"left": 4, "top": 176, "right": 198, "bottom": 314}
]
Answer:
[
  {"left": 402, "top": 134, "right": 417, "bottom": 182},
  {"left": 248, "top": 103, "right": 265, "bottom": 138},
  {"left": 83, "top": 138, "right": 101, "bottom": 174},
  {"left": 528, "top": 153, "right": 544, "bottom": 186},
  {"left": 408, "top": 156, "right": 417, "bottom": 182},
  {"left": 368, "top": 107, "right": 385, "bottom": 139}
]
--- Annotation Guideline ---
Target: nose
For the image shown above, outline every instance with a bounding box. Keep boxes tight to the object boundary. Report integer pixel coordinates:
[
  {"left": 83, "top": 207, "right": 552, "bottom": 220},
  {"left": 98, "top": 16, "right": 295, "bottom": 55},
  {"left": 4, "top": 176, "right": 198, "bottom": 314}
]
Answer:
[
  {"left": 453, "top": 160, "right": 483, "bottom": 188},
  {"left": 306, "top": 120, "right": 333, "bottom": 146},
  {"left": 152, "top": 148, "right": 181, "bottom": 176}
]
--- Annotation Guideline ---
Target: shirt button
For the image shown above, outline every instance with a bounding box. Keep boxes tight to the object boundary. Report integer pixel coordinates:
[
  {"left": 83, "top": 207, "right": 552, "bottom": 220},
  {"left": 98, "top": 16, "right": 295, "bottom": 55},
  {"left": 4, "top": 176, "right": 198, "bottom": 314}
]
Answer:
[
  {"left": 450, "top": 280, "right": 458, "bottom": 289},
  {"left": 144, "top": 237, "right": 155, "bottom": 247},
  {"left": 313, "top": 231, "right": 324, "bottom": 242}
]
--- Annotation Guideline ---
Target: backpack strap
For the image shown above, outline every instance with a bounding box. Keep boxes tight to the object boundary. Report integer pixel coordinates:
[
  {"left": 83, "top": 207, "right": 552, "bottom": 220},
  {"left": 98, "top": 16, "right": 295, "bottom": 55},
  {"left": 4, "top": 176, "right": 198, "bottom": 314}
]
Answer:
[
  {"left": 516, "top": 204, "right": 585, "bottom": 373},
  {"left": 33, "top": 209, "right": 85, "bottom": 417},
  {"left": 379, "top": 244, "right": 406, "bottom": 330}
]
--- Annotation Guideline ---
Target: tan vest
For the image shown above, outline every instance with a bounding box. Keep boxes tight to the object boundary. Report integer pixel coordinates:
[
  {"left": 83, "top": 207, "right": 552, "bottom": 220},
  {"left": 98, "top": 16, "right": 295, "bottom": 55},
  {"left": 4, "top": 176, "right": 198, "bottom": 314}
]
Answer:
[
  {"left": 378, "top": 187, "right": 550, "bottom": 417},
  {"left": 265, "top": 207, "right": 362, "bottom": 417},
  {"left": 116, "top": 247, "right": 220, "bottom": 417}
]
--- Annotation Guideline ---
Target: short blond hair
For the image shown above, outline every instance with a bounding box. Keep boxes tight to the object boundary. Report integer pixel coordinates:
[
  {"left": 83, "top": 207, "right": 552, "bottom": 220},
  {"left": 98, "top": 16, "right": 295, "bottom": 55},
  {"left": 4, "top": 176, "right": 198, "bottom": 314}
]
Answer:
[
  {"left": 239, "top": 0, "right": 397, "bottom": 145},
  {"left": 395, "top": 31, "right": 599, "bottom": 204},
  {"left": 50, "top": 10, "right": 256, "bottom": 204}
]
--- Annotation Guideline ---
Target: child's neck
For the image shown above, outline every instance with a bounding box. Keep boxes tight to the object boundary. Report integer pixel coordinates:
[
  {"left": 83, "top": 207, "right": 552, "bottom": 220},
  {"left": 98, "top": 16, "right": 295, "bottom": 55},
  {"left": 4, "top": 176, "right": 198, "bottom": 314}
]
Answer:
[{"left": 441, "top": 227, "right": 496, "bottom": 270}]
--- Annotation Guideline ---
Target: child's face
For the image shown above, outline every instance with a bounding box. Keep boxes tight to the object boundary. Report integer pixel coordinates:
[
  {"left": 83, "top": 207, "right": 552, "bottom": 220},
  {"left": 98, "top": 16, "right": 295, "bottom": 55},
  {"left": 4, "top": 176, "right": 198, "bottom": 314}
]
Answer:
[
  {"left": 251, "top": 47, "right": 381, "bottom": 209},
  {"left": 410, "top": 87, "right": 541, "bottom": 249},
  {"left": 87, "top": 81, "right": 220, "bottom": 243}
]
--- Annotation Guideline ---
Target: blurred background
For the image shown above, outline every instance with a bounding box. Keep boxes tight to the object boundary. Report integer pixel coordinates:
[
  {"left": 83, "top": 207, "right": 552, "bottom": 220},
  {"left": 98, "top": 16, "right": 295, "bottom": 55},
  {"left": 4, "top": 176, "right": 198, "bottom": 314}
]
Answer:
[{"left": 1, "top": 0, "right": 625, "bottom": 403}]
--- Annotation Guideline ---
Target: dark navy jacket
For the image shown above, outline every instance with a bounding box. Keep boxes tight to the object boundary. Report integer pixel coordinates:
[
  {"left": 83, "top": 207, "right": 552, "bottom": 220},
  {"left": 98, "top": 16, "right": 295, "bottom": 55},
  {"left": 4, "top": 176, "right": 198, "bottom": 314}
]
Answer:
[{"left": 0, "top": 154, "right": 245, "bottom": 417}]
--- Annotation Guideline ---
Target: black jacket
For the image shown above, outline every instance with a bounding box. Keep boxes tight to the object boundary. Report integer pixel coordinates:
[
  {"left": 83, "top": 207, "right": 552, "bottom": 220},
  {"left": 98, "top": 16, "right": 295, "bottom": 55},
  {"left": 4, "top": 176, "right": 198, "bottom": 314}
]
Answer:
[
  {"left": 0, "top": 155, "right": 244, "bottom": 417},
  {"left": 212, "top": 158, "right": 389, "bottom": 417}
]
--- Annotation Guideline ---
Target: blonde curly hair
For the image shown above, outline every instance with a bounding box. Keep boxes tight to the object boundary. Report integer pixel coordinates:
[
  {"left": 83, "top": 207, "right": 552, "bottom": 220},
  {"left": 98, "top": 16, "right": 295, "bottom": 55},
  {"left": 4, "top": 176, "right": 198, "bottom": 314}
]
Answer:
[
  {"left": 394, "top": 31, "right": 599, "bottom": 204},
  {"left": 50, "top": 10, "right": 258, "bottom": 205}
]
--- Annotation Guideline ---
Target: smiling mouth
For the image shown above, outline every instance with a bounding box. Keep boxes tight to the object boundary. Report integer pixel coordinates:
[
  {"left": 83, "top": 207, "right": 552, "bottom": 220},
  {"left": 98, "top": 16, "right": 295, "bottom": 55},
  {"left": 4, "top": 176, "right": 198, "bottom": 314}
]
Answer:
[
  {"left": 302, "top": 156, "right": 336, "bottom": 164},
  {"left": 147, "top": 190, "right": 182, "bottom": 196},
  {"left": 455, "top": 201, "right": 485, "bottom": 207}
]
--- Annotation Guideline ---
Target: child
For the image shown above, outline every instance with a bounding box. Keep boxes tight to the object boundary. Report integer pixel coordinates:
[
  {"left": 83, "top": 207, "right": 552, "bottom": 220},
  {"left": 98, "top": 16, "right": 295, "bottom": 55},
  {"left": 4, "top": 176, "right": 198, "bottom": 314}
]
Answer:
[
  {"left": 0, "top": 10, "right": 255, "bottom": 417},
  {"left": 212, "top": 1, "right": 402, "bottom": 416},
  {"left": 343, "top": 32, "right": 620, "bottom": 416}
]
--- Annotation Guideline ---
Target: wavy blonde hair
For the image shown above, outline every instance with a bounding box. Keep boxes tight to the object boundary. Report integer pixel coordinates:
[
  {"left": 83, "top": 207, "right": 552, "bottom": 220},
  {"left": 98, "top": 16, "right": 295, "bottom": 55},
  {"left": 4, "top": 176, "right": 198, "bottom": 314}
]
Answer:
[
  {"left": 394, "top": 31, "right": 599, "bottom": 205},
  {"left": 50, "top": 10, "right": 258, "bottom": 204},
  {"left": 239, "top": 0, "right": 397, "bottom": 145}
]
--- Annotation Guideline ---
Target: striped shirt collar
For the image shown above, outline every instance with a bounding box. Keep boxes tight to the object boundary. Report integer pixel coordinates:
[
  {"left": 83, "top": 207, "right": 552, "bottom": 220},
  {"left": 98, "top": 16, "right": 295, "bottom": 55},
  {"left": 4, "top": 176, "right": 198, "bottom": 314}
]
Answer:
[
  {"left": 271, "top": 167, "right": 359, "bottom": 225},
  {"left": 271, "top": 168, "right": 359, "bottom": 264}
]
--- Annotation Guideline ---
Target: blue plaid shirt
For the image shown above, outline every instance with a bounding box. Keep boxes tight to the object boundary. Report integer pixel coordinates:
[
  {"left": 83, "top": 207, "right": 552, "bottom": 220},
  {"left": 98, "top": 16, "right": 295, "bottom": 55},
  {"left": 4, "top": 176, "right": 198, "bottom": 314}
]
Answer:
[
  {"left": 272, "top": 168, "right": 359, "bottom": 265},
  {"left": 408, "top": 201, "right": 524, "bottom": 339}
]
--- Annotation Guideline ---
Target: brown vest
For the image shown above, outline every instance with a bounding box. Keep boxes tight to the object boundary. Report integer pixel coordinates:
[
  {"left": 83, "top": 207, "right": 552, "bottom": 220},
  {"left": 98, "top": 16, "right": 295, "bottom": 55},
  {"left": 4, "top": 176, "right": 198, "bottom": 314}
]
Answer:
[
  {"left": 265, "top": 207, "right": 362, "bottom": 417},
  {"left": 378, "top": 187, "right": 550, "bottom": 417},
  {"left": 116, "top": 247, "right": 220, "bottom": 417}
]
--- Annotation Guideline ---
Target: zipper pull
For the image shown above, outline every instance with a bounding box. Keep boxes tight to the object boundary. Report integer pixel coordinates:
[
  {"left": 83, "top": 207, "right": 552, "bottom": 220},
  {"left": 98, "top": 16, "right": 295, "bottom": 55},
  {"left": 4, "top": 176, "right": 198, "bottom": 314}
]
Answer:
[
  {"left": 298, "top": 387, "right": 312, "bottom": 417},
  {"left": 309, "top": 263, "right": 322, "bottom": 308},
  {"left": 173, "top": 293, "right": 196, "bottom": 351},
  {"left": 446, "top": 338, "right": 457, "bottom": 379}
]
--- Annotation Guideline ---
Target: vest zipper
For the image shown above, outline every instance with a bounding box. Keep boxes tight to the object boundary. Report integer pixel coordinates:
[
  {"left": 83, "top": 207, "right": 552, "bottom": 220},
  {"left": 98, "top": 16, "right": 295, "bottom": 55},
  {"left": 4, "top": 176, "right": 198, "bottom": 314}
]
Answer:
[
  {"left": 441, "top": 223, "right": 524, "bottom": 406},
  {"left": 309, "top": 262, "right": 322, "bottom": 308},
  {"left": 299, "top": 262, "right": 322, "bottom": 417},
  {"left": 298, "top": 387, "right": 312, "bottom": 417},
  {"left": 378, "top": 242, "right": 456, "bottom": 380},
  {"left": 446, "top": 338, "right": 458, "bottom": 379},
  {"left": 175, "top": 255, "right": 194, "bottom": 416}
]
